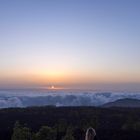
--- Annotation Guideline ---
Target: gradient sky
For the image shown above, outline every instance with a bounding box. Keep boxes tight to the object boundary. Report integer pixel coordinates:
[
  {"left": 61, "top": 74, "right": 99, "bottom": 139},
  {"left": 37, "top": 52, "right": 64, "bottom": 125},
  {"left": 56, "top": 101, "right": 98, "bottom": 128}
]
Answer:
[{"left": 0, "top": 0, "right": 140, "bottom": 90}]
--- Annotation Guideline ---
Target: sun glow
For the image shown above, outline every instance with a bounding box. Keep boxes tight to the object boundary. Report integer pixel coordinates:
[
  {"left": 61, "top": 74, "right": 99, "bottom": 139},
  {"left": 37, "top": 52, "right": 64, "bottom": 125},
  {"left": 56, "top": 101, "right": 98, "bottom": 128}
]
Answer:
[
  {"left": 51, "top": 85, "right": 54, "bottom": 89},
  {"left": 45, "top": 85, "right": 66, "bottom": 90}
]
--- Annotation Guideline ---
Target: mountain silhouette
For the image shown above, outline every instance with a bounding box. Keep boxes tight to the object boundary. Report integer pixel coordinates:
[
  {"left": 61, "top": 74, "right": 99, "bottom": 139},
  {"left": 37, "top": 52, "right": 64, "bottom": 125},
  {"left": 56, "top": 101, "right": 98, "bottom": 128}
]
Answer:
[{"left": 102, "top": 98, "right": 140, "bottom": 108}]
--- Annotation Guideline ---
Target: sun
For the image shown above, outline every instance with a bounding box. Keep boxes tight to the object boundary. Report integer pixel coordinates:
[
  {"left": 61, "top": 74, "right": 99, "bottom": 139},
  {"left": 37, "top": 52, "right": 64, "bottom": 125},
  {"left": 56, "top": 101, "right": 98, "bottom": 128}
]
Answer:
[
  {"left": 47, "top": 85, "right": 65, "bottom": 90},
  {"left": 51, "top": 86, "right": 55, "bottom": 89}
]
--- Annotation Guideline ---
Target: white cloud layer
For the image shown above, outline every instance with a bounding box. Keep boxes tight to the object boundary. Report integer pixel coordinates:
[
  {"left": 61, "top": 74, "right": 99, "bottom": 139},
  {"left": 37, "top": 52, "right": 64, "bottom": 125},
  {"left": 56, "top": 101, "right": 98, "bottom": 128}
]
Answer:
[{"left": 0, "top": 89, "right": 140, "bottom": 108}]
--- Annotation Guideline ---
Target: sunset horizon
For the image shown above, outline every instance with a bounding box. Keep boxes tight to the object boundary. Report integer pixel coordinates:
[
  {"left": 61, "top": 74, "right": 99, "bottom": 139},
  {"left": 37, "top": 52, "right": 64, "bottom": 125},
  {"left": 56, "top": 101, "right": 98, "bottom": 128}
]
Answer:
[{"left": 0, "top": 0, "right": 140, "bottom": 91}]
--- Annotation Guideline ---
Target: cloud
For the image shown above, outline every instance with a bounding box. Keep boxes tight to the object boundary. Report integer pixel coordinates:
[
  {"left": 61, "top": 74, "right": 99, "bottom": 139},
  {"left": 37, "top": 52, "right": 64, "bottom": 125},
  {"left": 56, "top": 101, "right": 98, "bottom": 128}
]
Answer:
[
  {"left": 0, "top": 89, "right": 140, "bottom": 108},
  {"left": 0, "top": 97, "right": 23, "bottom": 108}
]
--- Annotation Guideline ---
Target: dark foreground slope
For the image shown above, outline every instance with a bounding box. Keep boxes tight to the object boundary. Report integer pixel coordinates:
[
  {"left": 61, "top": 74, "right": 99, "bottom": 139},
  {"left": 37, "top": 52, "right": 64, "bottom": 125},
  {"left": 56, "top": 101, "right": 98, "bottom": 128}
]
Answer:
[{"left": 0, "top": 106, "right": 140, "bottom": 140}]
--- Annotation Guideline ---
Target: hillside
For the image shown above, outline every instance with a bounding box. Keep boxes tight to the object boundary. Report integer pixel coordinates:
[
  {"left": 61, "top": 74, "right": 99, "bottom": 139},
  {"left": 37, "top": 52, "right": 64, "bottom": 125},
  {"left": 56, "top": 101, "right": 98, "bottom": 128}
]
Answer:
[
  {"left": 0, "top": 106, "right": 140, "bottom": 140},
  {"left": 102, "top": 98, "right": 140, "bottom": 108}
]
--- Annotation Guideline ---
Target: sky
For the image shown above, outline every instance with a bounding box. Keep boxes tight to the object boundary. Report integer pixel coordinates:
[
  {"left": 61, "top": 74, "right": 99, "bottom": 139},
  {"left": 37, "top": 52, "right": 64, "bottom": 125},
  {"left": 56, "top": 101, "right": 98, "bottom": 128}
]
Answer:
[{"left": 0, "top": 0, "right": 140, "bottom": 91}]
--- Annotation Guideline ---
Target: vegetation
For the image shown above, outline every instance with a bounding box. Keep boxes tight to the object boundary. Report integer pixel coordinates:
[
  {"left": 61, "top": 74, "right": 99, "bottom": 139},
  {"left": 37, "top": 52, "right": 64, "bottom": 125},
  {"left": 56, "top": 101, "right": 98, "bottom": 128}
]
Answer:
[
  {"left": 36, "top": 126, "right": 56, "bottom": 140},
  {"left": 11, "top": 121, "right": 31, "bottom": 140},
  {"left": 0, "top": 106, "right": 140, "bottom": 140},
  {"left": 62, "top": 127, "right": 75, "bottom": 140}
]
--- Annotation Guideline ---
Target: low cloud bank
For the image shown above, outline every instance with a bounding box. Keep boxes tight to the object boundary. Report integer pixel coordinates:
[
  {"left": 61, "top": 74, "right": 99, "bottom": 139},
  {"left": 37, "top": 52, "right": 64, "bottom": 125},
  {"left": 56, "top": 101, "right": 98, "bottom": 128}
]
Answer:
[{"left": 0, "top": 89, "right": 140, "bottom": 108}]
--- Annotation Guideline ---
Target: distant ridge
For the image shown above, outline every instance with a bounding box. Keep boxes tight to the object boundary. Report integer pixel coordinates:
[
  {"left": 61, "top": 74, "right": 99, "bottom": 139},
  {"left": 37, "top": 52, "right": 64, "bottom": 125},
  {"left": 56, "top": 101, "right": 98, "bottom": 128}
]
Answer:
[{"left": 102, "top": 98, "right": 140, "bottom": 108}]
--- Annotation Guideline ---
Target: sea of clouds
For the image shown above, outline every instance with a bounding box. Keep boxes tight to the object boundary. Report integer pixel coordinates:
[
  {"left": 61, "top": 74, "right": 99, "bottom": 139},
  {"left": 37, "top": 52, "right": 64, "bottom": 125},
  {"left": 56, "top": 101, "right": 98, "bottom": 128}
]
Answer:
[{"left": 0, "top": 89, "right": 140, "bottom": 108}]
